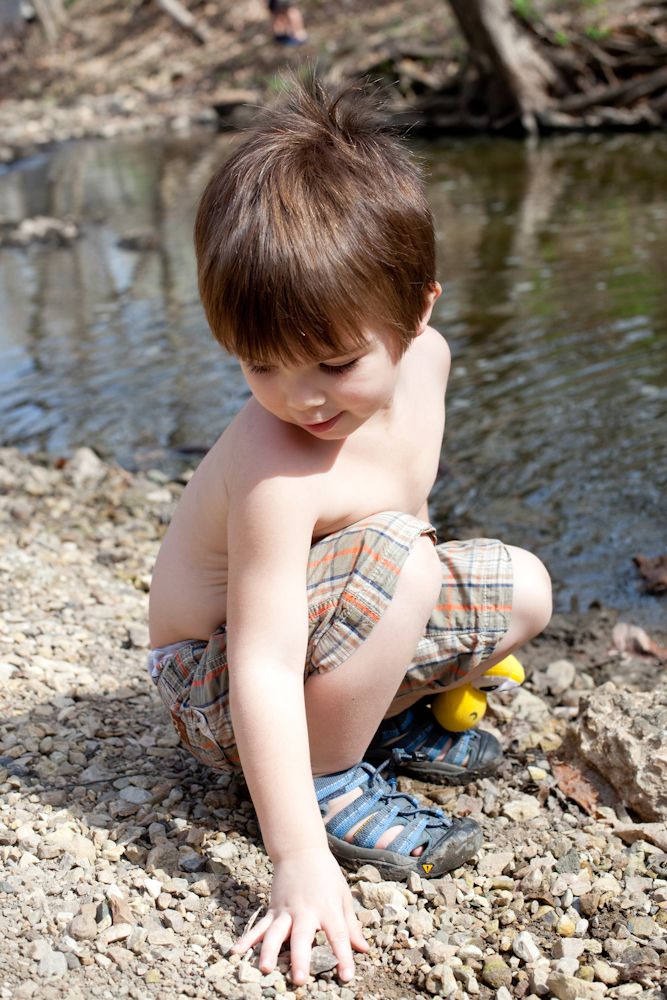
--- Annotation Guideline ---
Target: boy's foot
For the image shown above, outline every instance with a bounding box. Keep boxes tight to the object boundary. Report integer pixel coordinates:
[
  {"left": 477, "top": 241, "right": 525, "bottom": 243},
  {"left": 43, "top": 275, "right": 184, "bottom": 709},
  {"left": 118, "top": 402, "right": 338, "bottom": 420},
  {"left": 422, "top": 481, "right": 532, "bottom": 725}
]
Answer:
[
  {"left": 314, "top": 761, "right": 482, "bottom": 880},
  {"left": 273, "top": 32, "right": 308, "bottom": 45},
  {"left": 364, "top": 699, "right": 502, "bottom": 785}
]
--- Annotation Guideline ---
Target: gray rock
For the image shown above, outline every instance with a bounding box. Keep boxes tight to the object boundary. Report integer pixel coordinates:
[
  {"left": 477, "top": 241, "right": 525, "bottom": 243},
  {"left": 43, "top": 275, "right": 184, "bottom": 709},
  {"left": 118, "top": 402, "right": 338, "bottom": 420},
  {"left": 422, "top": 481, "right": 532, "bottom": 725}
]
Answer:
[
  {"left": 119, "top": 785, "right": 153, "bottom": 805},
  {"left": 555, "top": 849, "right": 580, "bottom": 874},
  {"left": 309, "top": 945, "right": 338, "bottom": 975},
  {"left": 37, "top": 948, "right": 68, "bottom": 978},
  {"left": 571, "top": 682, "right": 667, "bottom": 821}
]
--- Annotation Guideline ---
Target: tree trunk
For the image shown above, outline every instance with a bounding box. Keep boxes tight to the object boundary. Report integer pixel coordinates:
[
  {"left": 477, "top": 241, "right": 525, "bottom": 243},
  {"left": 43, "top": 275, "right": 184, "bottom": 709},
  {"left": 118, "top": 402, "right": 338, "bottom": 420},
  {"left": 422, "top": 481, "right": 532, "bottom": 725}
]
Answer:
[
  {"left": 32, "top": 0, "right": 67, "bottom": 44},
  {"left": 447, "top": 0, "right": 560, "bottom": 133}
]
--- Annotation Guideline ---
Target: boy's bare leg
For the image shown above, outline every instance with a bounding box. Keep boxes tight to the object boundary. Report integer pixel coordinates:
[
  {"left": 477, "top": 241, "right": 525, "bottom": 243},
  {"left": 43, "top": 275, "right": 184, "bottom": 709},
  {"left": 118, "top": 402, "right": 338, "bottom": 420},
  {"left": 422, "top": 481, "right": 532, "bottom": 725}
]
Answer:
[
  {"left": 305, "top": 536, "right": 441, "bottom": 853},
  {"left": 305, "top": 543, "right": 551, "bottom": 852},
  {"left": 391, "top": 544, "right": 553, "bottom": 714},
  {"left": 306, "top": 535, "right": 441, "bottom": 774}
]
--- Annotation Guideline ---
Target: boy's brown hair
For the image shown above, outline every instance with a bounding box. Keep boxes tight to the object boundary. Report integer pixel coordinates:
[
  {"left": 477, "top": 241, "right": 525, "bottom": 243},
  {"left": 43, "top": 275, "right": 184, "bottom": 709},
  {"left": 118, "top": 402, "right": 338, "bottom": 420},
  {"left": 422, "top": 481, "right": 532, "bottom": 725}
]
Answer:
[{"left": 194, "top": 74, "right": 436, "bottom": 365}]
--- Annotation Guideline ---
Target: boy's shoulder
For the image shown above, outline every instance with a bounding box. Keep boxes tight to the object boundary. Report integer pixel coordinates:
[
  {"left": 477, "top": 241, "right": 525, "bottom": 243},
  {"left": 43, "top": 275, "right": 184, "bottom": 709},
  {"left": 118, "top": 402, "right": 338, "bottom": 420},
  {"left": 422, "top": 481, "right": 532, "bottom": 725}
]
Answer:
[
  {"left": 416, "top": 325, "right": 451, "bottom": 374},
  {"left": 217, "top": 398, "right": 331, "bottom": 504}
]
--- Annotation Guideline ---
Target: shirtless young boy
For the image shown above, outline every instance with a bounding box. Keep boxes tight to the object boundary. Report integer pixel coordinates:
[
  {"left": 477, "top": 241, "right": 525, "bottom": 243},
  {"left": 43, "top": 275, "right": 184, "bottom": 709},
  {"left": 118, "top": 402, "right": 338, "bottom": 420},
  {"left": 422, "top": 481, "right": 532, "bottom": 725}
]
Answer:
[{"left": 148, "top": 78, "right": 552, "bottom": 986}]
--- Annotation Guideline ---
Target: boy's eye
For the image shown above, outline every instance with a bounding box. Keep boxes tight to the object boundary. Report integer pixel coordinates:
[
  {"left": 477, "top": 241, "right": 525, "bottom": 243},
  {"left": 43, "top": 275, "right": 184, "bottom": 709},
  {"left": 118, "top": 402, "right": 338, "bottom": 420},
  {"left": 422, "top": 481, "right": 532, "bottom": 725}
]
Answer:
[
  {"left": 320, "top": 359, "right": 359, "bottom": 376},
  {"left": 247, "top": 364, "right": 274, "bottom": 375}
]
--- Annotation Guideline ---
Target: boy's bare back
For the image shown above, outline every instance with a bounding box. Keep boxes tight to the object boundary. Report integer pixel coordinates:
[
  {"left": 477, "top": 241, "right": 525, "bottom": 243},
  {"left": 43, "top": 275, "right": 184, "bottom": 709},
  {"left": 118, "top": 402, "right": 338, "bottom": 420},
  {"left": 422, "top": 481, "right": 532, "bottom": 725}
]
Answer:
[{"left": 149, "top": 325, "right": 449, "bottom": 647}]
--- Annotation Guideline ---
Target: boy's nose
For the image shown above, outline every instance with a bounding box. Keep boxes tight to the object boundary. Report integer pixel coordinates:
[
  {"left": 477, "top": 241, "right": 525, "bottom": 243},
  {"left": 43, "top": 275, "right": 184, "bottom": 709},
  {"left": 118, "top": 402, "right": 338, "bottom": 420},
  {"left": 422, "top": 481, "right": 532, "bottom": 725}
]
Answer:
[{"left": 285, "top": 379, "right": 326, "bottom": 411}]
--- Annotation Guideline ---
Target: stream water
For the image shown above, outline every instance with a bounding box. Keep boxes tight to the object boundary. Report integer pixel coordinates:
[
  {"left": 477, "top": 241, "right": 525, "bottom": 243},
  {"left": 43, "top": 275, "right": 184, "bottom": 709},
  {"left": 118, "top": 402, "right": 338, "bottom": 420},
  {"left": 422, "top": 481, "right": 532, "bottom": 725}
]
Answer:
[{"left": 0, "top": 130, "right": 665, "bottom": 626}]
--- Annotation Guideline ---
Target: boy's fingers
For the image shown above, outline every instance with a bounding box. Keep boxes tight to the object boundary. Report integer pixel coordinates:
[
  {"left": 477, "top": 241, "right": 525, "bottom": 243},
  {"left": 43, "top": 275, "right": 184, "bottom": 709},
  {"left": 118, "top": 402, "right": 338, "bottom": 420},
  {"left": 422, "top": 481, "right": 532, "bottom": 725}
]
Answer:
[
  {"left": 258, "top": 913, "right": 293, "bottom": 974},
  {"left": 321, "top": 922, "right": 356, "bottom": 981},
  {"left": 232, "top": 912, "right": 273, "bottom": 953},
  {"left": 288, "top": 918, "right": 316, "bottom": 986},
  {"left": 342, "top": 895, "right": 369, "bottom": 952},
  {"left": 348, "top": 921, "right": 369, "bottom": 953}
]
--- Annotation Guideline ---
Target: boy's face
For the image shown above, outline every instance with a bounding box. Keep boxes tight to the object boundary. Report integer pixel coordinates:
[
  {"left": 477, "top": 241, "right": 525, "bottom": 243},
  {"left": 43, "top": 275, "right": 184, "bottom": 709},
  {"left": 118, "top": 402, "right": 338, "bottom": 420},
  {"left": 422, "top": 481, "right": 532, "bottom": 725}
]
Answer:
[
  {"left": 240, "top": 328, "right": 403, "bottom": 440},
  {"left": 239, "top": 285, "right": 441, "bottom": 440}
]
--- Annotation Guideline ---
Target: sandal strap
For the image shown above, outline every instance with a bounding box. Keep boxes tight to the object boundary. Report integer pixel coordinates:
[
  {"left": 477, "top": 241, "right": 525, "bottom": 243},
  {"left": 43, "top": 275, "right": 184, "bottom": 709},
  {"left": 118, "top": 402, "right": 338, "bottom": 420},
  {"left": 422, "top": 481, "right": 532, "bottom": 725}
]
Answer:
[
  {"left": 372, "top": 701, "right": 485, "bottom": 766},
  {"left": 314, "top": 761, "right": 452, "bottom": 857}
]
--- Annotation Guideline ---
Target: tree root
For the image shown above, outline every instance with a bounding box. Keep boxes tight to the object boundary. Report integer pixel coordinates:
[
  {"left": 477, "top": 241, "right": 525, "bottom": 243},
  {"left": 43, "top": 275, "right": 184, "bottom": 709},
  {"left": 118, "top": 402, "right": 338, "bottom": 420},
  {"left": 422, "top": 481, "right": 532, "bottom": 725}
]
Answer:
[{"left": 363, "top": 2, "right": 667, "bottom": 134}]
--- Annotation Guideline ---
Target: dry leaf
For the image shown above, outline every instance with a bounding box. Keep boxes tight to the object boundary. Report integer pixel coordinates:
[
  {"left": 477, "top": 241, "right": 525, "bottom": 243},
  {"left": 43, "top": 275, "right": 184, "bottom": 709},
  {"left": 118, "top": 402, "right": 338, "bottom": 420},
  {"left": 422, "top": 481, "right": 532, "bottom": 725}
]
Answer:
[
  {"left": 552, "top": 760, "right": 600, "bottom": 815},
  {"left": 612, "top": 622, "right": 667, "bottom": 659}
]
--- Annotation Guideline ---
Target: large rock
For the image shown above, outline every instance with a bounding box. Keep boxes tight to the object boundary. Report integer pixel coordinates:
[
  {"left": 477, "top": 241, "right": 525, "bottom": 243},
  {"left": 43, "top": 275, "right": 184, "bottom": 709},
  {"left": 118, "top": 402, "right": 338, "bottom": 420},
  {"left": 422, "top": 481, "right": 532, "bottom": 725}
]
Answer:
[{"left": 571, "top": 682, "right": 667, "bottom": 821}]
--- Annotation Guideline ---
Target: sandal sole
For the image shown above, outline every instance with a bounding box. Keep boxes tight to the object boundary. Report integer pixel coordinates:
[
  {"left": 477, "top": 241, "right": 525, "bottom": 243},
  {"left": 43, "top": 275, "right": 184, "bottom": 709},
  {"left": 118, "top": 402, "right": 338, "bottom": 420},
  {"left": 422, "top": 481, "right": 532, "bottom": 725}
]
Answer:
[
  {"left": 364, "top": 749, "right": 501, "bottom": 786},
  {"left": 326, "top": 821, "right": 483, "bottom": 881}
]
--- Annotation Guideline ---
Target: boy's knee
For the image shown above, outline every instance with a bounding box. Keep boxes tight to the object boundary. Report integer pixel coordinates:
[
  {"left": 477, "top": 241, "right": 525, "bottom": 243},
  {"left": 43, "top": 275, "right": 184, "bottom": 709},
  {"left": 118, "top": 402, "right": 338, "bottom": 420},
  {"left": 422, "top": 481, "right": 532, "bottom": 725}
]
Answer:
[
  {"left": 397, "top": 535, "right": 441, "bottom": 612},
  {"left": 507, "top": 545, "right": 552, "bottom": 639}
]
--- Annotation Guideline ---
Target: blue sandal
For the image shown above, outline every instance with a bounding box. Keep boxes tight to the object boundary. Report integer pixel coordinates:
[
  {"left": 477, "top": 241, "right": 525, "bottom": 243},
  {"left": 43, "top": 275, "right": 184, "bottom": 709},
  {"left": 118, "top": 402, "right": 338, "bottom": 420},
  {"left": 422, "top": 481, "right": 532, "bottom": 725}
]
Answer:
[
  {"left": 364, "top": 699, "right": 502, "bottom": 785},
  {"left": 314, "top": 758, "right": 482, "bottom": 880}
]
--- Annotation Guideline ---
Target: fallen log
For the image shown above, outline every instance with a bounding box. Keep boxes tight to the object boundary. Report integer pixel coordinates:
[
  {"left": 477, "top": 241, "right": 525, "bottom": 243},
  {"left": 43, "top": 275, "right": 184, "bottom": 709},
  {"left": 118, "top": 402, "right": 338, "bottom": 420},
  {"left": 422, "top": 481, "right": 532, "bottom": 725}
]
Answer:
[{"left": 154, "top": 0, "right": 210, "bottom": 45}]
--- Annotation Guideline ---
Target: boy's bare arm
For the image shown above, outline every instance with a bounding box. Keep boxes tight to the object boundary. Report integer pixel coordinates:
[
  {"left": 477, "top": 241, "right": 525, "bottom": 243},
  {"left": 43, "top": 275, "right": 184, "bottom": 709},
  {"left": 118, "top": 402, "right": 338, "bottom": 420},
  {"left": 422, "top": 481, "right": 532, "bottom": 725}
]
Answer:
[
  {"left": 226, "top": 470, "right": 325, "bottom": 857},
  {"left": 226, "top": 454, "right": 366, "bottom": 982}
]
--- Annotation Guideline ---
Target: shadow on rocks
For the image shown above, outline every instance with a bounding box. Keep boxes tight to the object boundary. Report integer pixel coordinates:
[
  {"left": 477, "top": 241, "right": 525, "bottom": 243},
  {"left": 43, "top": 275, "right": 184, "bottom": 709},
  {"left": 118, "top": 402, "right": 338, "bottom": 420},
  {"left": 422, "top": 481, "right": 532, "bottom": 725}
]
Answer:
[{"left": 0, "top": 683, "right": 269, "bottom": 936}]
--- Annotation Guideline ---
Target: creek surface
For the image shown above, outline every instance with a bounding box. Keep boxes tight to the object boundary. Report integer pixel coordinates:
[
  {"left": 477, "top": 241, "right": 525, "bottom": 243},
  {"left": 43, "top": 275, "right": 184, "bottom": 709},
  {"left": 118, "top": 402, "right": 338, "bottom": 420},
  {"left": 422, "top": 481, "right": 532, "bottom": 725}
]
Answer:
[{"left": 1, "top": 130, "right": 665, "bottom": 626}]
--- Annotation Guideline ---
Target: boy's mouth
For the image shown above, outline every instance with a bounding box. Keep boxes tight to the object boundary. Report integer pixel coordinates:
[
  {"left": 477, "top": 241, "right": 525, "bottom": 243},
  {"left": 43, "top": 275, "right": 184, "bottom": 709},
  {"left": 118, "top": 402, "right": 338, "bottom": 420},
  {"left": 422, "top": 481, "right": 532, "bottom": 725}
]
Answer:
[{"left": 302, "top": 413, "right": 342, "bottom": 433}]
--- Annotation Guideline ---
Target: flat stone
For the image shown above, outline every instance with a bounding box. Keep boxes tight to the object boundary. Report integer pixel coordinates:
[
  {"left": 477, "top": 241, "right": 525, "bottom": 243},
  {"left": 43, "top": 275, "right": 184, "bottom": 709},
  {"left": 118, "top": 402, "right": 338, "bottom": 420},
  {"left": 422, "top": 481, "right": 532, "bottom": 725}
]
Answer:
[
  {"left": 37, "top": 948, "right": 68, "bottom": 978},
  {"left": 162, "top": 910, "right": 185, "bottom": 933},
  {"left": 571, "top": 682, "right": 667, "bottom": 821},
  {"left": 593, "top": 960, "right": 620, "bottom": 985},
  {"left": 502, "top": 796, "right": 541, "bottom": 821},
  {"left": 407, "top": 908, "right": 434, "bottom": 938},
  {"left": 555, "top": 850, "right": 580, "bottom": 874},
  {"left": 146, "top": 843, "right": 180, "bottom": 873},
  {"left": 382, "top": 902, "right": 409, "bottom": 923},
  {"left": 477, "top": 851, "right": 514, "bottom": 877},
  {"left": 628, "top": 915, "right": 658, "bottom": 938},
  {"left": 40, "top": 828, "right": 96, "bottom": 863},
  {"left": 146, "top": 927, "right": 176, "bottom": 946},
  {"left": 425, "top": 940, "right": 458, "bottom": 965},
  {"left": 119, "top": 786, "right": 153, "bottom": 805},
  {"left": 237, "top": 960, "right": 262, "bottom": 983},
  {"left": 356, "top": 880, "right": 408, "bottom": 910},
  {"left": 546, "top": 973, "right": 606, "bottom": 1000},
  {"left": 97, "top": 923, "right": 133, "bottom": 948},
  {"left": 204, "top": 959, "right": 232, "bottom": 981},
  {"left": 552, "top": 956, "right": 580, "bottom": 977},
  {"left": 309, "top": 945, "right": 338, "bottom": 975},
  {"left": 552, "top": 939, "right": 586, "bottom": 959}
]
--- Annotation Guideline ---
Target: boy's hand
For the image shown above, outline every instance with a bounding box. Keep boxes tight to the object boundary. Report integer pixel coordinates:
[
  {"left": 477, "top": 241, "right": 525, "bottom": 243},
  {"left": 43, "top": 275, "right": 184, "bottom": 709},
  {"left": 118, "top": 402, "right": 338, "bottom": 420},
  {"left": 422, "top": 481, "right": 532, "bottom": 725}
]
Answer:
[{"left": 232, "top": 848, "right": 368, "bottom": 986}]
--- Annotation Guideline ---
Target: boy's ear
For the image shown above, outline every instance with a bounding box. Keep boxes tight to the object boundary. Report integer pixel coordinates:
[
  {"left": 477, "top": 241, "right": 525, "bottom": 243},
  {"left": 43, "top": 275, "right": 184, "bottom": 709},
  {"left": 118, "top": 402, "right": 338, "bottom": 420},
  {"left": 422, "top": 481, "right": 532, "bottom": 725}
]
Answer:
[{"left": 415, "top": 281, "right": 442, "bottom": 336}]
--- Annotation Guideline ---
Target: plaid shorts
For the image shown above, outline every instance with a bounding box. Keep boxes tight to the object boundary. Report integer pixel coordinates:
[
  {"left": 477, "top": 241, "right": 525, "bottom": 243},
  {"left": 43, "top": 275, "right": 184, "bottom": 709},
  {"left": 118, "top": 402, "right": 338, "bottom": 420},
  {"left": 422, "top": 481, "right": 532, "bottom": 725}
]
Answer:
[{"left": 149, "top": 511, "right": 512, "bottom": 771}]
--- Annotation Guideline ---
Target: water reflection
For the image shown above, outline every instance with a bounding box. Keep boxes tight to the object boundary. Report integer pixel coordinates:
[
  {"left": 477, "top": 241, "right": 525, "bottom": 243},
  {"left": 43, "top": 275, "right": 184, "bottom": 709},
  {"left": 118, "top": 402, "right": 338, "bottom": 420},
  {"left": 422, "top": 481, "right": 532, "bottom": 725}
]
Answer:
[{"left": 0, "top": 131, "right": 665, "bottom": 624}]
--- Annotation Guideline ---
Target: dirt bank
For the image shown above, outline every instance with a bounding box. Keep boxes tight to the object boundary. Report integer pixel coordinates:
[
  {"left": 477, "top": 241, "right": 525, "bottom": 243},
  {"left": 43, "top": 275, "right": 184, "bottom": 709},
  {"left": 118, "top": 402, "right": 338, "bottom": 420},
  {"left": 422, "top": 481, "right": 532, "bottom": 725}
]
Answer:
[{"left": 1, "top": 0, "right": 659, "bottom": 163}]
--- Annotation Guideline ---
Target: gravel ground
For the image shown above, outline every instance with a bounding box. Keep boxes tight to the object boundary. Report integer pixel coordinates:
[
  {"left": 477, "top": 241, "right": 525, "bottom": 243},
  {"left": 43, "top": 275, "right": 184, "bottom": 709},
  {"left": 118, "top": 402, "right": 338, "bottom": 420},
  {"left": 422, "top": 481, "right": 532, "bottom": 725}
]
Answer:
[{"left": 1, "top": 447, "right": 665, "bottom": 1000}]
